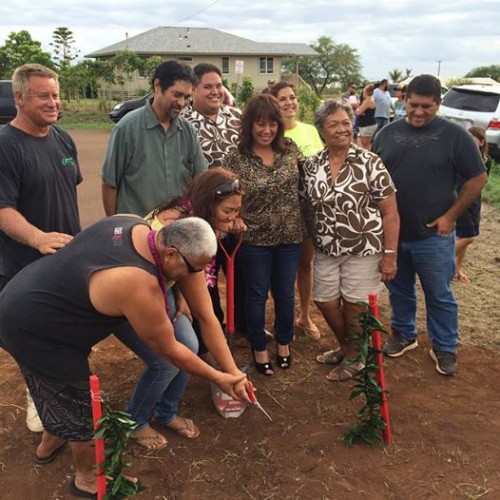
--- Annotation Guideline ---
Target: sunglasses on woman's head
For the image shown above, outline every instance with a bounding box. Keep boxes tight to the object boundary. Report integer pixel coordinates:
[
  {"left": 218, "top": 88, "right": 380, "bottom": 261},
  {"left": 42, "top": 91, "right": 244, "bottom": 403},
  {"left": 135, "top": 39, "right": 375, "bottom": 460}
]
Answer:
[{"left": 215, "top": 179, "right": 241, "bottom": 196}]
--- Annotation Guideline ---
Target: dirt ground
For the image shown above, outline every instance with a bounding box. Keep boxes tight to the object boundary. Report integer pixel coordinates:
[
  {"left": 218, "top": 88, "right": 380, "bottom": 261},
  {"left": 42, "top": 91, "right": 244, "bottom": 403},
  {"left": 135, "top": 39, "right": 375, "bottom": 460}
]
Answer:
[{"left": 1, "top": 130, "right": 500, "bottom": 500}]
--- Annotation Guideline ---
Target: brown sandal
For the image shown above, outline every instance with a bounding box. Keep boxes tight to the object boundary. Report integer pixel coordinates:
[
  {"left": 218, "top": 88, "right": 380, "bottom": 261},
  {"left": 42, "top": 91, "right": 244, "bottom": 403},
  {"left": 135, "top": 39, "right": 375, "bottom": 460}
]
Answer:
[
  {"left": 130, "top": 425, "right": 168, "bottom": 450},
  {"left": 326, "top": 361, "right": 365, "bottom": 382},
  {"left": 316, "top": 348, "right": 344, "bottom": 366},
  {"left": 162, "top": 416, "right": 200, "bottom": 439}
]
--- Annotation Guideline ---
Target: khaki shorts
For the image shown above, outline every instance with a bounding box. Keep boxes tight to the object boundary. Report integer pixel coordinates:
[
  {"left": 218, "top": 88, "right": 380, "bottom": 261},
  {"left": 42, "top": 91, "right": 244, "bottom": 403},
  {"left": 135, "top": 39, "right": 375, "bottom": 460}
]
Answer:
[{"left": 313, "top": 250, "right": 383, "bottom": 303}]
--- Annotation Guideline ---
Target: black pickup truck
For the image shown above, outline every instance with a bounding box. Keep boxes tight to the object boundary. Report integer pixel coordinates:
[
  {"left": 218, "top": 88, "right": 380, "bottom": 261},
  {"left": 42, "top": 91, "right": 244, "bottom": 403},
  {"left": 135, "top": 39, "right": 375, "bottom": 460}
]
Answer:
[{"left": 0, "top": 80, "right": 16, "bottom": 124}]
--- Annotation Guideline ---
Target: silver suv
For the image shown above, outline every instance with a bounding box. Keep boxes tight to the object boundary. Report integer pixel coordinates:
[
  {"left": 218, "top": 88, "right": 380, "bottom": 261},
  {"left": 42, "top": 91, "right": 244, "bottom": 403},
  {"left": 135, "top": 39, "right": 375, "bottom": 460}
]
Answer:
[{"left": 440, "top": 84, "right": 500, "bottom": 162}]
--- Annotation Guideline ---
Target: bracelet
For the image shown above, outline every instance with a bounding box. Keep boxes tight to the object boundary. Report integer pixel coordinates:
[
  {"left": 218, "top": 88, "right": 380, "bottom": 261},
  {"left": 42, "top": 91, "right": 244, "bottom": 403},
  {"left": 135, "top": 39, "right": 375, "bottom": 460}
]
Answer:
[{"left": 383, "top": 249, "right": 397, "bottom": 255}]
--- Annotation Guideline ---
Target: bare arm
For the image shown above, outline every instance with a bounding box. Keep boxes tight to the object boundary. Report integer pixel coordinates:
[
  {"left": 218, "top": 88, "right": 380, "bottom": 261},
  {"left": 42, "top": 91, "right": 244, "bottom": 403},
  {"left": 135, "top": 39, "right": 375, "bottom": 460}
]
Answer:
[
  {"left": 176, "top": 272, "right": 251, "bottom": 400},
  {"left": 101, "top": 182, "right": 118, "bottom": 216},
  {"left": 427, "top": 171, "right": 488, "bottom": 235},
  {"left": 355, "top": 97, "right": 374, "bottom": 116},
  {"left": 177, "top": 273, "right": 240, "bottom": 373},
  {"left": 376, "top": 193, "right": 400, "bottom": 282},
  {"left": 0, "top": 207, "right": 73, "bottom": 254},
  {"left": 89, "top": 267, "right": 249, "bottom": 401}
]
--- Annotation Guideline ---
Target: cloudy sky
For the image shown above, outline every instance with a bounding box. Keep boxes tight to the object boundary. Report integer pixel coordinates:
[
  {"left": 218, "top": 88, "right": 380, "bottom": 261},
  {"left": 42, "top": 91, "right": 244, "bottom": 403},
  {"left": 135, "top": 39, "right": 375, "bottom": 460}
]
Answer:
[{"left": 1, "top": 0, "right": 499, "bottom": 80}]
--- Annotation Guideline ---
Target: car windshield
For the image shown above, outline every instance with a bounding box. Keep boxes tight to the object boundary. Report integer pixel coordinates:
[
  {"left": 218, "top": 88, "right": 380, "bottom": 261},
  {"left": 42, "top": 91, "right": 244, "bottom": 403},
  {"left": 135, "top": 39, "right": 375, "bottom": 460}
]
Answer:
[{"left": 442, "top": 88, "right": 500, "bottom": 113}]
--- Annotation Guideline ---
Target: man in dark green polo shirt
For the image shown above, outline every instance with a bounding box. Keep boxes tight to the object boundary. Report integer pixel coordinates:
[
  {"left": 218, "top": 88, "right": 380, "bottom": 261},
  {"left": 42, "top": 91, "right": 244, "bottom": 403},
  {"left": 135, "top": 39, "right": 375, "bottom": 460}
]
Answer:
[{"left": 101, "top": 60, "right": 207, "bottom": 217}]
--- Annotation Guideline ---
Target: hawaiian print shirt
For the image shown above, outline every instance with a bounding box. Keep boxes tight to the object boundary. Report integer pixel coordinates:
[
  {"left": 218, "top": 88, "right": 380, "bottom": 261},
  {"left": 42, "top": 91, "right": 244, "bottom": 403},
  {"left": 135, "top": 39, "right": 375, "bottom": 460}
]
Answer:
[
  {"left": 299, "top": 144, "right": 396, "bottom": 256},
  {"left": 181, "top": 104, "right": 242, "bottom": 168},
  {"left": 225, "top": 140, "right": 304, "bottom": 247}
]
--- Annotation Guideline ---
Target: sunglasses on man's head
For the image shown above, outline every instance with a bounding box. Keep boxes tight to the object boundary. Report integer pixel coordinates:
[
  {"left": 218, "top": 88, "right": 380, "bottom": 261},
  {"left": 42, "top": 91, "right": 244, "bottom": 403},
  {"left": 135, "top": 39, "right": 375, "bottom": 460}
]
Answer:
[{"left": 215, "top": 179, "right": 241, "bottom": 197}]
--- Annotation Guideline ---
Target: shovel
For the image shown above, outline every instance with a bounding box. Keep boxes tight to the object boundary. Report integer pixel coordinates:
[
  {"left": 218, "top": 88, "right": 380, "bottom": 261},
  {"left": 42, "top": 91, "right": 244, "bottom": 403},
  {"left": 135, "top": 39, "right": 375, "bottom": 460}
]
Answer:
[
  {"left": 217, "top": 232, "right": 243, "bottom": 346},
  {"left": 211, "top": 232, "right": 246, "bottom": 418}
]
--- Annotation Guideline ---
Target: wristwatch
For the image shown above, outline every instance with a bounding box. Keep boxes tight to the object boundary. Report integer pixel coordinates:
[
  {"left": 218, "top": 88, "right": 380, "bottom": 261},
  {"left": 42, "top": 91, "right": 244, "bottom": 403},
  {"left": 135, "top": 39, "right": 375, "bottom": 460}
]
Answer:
[{"left": 383, "top": 249, "right": 397, "bottom": 254}]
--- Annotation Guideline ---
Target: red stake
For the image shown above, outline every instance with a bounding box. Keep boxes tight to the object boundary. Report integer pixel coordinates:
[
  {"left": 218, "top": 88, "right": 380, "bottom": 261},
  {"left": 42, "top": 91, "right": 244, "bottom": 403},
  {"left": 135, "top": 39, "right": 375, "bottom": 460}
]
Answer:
[
  {"left": 218, "top": 233, "right": 243, "bottom": 343},
  {"left": 89, "top": 375, "right": 107, "bottom": 500},
  {"left": 368, "top": 293, "right": 392, "bottom": 444}
]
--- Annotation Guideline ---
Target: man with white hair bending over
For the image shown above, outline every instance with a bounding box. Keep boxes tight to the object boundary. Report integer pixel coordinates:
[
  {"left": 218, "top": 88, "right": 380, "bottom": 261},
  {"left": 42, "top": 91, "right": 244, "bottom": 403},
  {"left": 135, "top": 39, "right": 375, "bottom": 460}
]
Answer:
[{"left": 0, "top": 215, "right": 251, "bottom": 499}]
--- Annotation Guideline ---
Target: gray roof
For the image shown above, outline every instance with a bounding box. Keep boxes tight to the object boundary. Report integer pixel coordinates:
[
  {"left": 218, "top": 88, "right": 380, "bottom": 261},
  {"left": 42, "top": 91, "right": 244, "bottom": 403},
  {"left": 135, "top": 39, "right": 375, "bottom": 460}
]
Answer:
[{"left": 85, "top": 27, "right": 317, "bottom": 58}]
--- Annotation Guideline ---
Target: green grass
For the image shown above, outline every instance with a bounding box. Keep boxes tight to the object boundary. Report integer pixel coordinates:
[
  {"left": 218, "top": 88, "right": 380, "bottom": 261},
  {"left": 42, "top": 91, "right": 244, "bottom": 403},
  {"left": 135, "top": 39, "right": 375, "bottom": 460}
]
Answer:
[
  {"left": 58, "top": 113, "right": 114, "bottom": 130},
  {"left": 483, "top": 161, "right": 500, "bottom": 209},
  {"left": 58, "top": 99, "right": 115, "bottom": 130}
]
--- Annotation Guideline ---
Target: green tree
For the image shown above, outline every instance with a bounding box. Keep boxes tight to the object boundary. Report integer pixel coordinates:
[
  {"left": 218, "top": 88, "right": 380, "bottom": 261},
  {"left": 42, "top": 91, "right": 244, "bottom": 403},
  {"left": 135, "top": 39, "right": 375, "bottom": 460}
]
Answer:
[
  {"left": 0, "top": 30, "right": 53, "bottom": 79},
  {"left": 388, "top": 68, "right": 412, "bottom": 83},
  {"left": 465, "top": 65, "right": 500, "bottom": 82},
  {"left": 297, "top": 87, "right": 321, "bottom": 122},
  {"left": 111, "top": 50, "right": 144, "bottom": 91},
  {"left": 143, "top": 56, "right": 163, "bottom": 82},
  {"left": 50, "top": 27, "right": 80, "bottom": 70},
  {"left": 283, "top": 36, "right": 362, "bottom": 97},
  {"left": 237, "top": 76, "right": 254, "bottom": 106},
  {"left": 50, "top": 27, "right": 82, "bottom": 100}
]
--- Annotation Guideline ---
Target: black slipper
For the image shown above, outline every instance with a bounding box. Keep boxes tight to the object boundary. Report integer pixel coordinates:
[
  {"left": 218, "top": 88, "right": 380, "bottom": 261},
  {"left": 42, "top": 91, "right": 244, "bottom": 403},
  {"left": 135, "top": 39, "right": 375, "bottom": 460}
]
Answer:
[
  {"left": 33, "top": 442, "right": 66, "bottom": 465},
  {"left": 69, "top": 478, "right": 97, "bottom": 499}
]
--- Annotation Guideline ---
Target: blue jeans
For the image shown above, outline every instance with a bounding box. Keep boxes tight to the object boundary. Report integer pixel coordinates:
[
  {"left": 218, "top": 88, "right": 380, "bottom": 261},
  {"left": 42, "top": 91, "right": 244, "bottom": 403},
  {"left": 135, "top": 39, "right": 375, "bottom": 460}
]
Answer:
[
  {"left": 386, "top": 234, "right": 458, "bottom": 352},
  {"left": 114, "top": 289, "right": 198, "bottom": 429},
  {"left": 238, "top": 243, "right": 300, "bottom": 351}
]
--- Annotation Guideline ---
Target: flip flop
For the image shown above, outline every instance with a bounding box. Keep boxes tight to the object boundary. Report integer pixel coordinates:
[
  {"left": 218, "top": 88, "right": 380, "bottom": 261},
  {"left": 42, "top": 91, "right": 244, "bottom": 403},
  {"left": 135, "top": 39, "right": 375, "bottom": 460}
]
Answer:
[
  {"left": 130, "top": 426, "right": 168, "bottom": 450},
  {"left": 326, "top": 361, "right": 365, "bottom": 382},
  {"left": 33, "top": 442, "right": 67, "bottom": 465},
  {"left": 162, "top": 417, "right": 200, "bottom": 439},
  {"left": 69, "top": 478, "right": 97, "bottom": 499},
  {"left": 316, "top": 348, "right": 344, "bottom": 366},
  {"left": 295, "top": 319, "right": 321, "bottom": 340}
]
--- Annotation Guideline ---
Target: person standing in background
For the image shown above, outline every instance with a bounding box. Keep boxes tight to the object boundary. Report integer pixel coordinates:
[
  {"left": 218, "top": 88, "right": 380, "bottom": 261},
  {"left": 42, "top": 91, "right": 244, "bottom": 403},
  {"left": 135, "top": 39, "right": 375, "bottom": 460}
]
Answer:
[
  {"left": 454, "top": 126, "right": 491, "bottom": 284},
  {"left": 355, "top": 84, "right": 377, "bottom": 150},
  {"left": 0, "top": 63, "right": 82, "bottom": 432},
  {"left": 101, "top": 60, "right": 206, "bottom": 217},
  {"left": 393, "top": 84, "right": 407, "bottom": 121},
  {"left": 261, "top": 79, "right": 275, "bottom": 95},
  {"left": 343, "top": 82, "right": 360, "bottom": 139},
  {"left": 272, "top": 81, "right": 323, "bottom": 340},
  {"left": 373, "top": 79, "right": 394, "bottom": 134}
]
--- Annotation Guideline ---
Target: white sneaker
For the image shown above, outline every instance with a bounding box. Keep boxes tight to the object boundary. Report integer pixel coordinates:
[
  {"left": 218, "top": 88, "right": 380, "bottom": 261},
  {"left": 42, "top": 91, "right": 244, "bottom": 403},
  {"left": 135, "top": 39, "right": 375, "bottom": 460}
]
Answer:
[{"left": 26, "top": 389, "right": 44, "bottom": 433}]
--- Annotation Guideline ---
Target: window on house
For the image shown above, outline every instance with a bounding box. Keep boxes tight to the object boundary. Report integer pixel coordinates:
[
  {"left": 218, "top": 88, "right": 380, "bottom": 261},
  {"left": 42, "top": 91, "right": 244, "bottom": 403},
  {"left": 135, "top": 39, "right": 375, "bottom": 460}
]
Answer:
[
  {"left": 177, "top": 56, "right": 193, "bottom": 62},
  {"left": 221, "top": 57, "right": 229, "bottom": 74},
  {"left": 259, "top": 57, "right": 274, "bottom": 74}
]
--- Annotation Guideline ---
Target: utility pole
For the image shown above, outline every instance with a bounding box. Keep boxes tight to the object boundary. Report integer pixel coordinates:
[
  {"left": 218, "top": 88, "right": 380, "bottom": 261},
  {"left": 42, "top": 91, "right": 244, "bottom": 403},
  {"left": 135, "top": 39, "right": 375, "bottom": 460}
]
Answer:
[{"left": 436, "top": 60, "right": 442, "bottom": 76}]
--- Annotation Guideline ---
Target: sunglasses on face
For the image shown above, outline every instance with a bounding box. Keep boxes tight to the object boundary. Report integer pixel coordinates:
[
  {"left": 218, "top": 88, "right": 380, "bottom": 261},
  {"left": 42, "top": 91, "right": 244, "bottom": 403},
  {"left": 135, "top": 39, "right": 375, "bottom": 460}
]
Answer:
[
  {"left": 172, "top": 246, "right": 204, "bottom": 273},
  {"left": 215, "top": 179, "right": 241, "bottom": 197}
]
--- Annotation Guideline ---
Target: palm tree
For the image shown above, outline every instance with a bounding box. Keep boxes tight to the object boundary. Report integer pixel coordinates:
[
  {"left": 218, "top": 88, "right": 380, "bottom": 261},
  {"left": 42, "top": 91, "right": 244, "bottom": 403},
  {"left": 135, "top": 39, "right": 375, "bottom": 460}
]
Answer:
[{"left": 388, "top": 69, "right": 403, "bottom": 83}]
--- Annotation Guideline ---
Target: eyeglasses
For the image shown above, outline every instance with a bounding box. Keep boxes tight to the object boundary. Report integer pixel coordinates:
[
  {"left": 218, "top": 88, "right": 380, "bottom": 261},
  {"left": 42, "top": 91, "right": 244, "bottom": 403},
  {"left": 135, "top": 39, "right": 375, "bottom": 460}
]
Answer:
[
  {"left": 215, "top": 179, "right": 241, "bottom": 197},
  {"left": 172, "top": 246, "right": 204, "bottom": 273}
]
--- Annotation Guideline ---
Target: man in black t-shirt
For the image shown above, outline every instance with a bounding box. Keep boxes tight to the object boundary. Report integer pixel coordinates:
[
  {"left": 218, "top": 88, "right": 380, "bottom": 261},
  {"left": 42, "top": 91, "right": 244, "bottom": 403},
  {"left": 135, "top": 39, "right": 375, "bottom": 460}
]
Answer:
[
  {"left": 0, "top": 63, "right": 82, "bottom": 432},
  {"left": 373, "top": 74, "right": 487, "bottom": 376}
]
